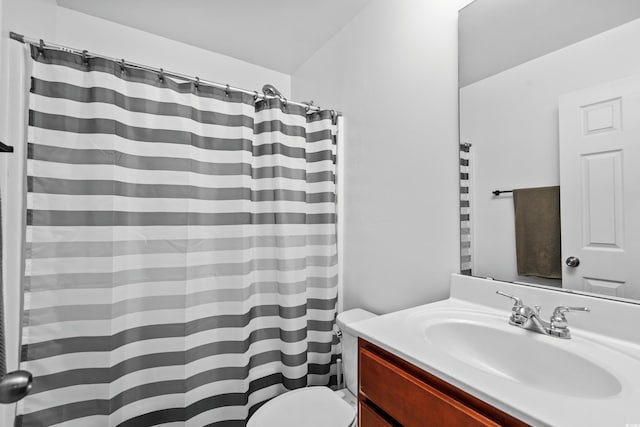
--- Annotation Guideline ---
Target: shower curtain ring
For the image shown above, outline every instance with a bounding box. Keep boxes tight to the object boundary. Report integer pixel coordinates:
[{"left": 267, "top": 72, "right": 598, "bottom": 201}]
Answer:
[
  {"left": 158, "top": 68, "right": 165, "bottom": 82},
  {"left": 194, "top": 77, "right": 200, "bottom": 90},
  {"left": 304, "top": 100, "right": 314, "bottom": 113},
  {"left": 81, "top": 50, "right": 89, "bottom": 66},
  {"left": 225, "top": 84, "right": 230, "bottom": 97},
  {"left": 120, "top": 59, "right": 126, "bottom": 74},
  {"left": 37, "top": 39, "right": 45, "bottom": 57},
  {"left": 253, "top": 91, "right": 259, "bottom": 102}
]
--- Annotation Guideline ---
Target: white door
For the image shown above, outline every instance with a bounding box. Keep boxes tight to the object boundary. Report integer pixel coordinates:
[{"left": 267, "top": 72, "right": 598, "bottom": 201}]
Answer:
[{"left": 559, "top": 75, "right": 640, "bottom": 299}]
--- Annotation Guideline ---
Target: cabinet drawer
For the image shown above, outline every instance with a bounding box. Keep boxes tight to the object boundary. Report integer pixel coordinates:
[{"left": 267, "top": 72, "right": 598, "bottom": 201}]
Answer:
[
  {"left": 359, "top": 346, "right": 500, "bottom": 427},
  {"left": 359, "top": 401, "right": 396, "bottom": 427}
]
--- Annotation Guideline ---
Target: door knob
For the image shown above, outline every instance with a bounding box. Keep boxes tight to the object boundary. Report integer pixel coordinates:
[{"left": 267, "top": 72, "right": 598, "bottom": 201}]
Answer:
[{"left": 565, "top": 256, "right": 580, "bottom": 267}]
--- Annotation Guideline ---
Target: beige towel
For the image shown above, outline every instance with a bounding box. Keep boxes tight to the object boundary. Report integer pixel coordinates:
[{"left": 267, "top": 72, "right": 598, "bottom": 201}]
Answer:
[{"left": 513, "top": 186, "right": 561, "bottom": 279}]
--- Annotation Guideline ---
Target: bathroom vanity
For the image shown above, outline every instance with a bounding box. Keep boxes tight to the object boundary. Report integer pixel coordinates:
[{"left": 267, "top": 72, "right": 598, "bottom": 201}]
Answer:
[{"left": 352, "top": 274, "right": 640, "bottom": 427}]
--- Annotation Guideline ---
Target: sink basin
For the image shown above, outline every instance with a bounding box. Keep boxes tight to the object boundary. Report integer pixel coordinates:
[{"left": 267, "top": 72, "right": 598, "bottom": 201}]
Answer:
[{"left": 422, "top": 316, "right": 622, "bottom": 398}]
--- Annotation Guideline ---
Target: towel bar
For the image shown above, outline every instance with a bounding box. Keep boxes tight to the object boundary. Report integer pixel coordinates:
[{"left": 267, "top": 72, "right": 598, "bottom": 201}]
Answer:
[{"left": 0, "top": 142, "right": 13, "bottom": 153}]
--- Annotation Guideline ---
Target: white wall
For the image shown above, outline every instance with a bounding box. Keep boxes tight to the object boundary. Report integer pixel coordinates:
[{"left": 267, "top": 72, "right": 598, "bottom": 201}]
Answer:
[
  {"left": 55, "top": 8, "right": 291, "bottom": 97},
  {"left": 293, "top": 0, "right": 460, "bottom": 314},
  {"left": 460, "top": 17, "right": 640, "bottom": 284}
]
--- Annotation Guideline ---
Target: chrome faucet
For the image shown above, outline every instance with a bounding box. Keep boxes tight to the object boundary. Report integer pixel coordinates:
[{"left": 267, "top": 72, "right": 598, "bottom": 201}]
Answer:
[{"left": 496, "top": 291, "right": 590, "bottom": 339}]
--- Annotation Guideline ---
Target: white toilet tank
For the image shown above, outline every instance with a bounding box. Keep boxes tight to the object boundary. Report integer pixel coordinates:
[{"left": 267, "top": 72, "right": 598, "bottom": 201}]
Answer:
[{"left": 336, "top": 309, "right": 377, "bottom": 395}]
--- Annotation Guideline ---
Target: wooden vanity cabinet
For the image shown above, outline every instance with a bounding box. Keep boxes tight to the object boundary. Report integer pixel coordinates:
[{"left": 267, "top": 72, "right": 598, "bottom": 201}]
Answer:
[{"left": 358, "top": 339, "right": 529, "bottom": 427}]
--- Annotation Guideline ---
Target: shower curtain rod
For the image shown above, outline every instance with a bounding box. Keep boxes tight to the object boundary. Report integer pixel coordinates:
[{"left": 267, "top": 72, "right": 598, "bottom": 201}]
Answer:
[{"left": 9, "top": 31, "right": 343, "bottom": 116}]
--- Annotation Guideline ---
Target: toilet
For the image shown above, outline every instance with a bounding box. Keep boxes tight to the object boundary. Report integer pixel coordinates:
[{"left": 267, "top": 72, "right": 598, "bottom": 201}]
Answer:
[{"left": 247, "top": 308, "right": 376, "bottom": 427}]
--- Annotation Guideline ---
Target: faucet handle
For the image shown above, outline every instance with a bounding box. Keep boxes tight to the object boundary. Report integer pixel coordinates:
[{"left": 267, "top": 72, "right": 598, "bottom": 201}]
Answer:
[
  {"left": 552, "top": 306, "right": 590, "bottom": 317},
  {"left": 496, "top": 291, "right": 528, "bottom": 325},
  {"left": 549, "top": 306, "right": 590, "bottom": 339},
  {"left": 496, "top": 290, "right": 523, "bottom": 307}
]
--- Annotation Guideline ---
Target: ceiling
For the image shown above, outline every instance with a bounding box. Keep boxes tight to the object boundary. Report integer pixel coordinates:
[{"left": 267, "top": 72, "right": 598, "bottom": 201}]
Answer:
[
  {"left": 459, "top": 0, "right": 640, "bottom": 87},
  {"left": 56, "top": 0, "right": 372, "bottom": 74}
]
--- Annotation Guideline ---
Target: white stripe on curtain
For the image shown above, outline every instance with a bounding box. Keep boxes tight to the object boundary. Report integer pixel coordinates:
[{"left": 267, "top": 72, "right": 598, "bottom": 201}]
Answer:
[{"left": 18, "top": 45, "right": 340, "bottom": 427}]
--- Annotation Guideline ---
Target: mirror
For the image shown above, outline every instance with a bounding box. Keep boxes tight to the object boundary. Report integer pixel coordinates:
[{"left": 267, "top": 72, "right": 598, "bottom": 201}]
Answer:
[{"left": 459, "top": 0, "right": 640, "bottom": 302}]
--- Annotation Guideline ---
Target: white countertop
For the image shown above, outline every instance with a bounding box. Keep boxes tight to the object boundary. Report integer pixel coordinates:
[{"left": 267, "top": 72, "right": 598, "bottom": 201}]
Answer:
[{"left": 349, "top": 274, "right": 640, "bottom": 427}]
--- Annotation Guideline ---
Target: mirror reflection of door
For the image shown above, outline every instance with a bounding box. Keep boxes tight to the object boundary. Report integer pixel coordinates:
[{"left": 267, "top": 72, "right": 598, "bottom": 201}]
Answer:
[
  {"left": 559, "top": 76, "right": 640, "bottom": 299},
  {"left": 459, "top": 1, "right": 640, "bottom": 302}
]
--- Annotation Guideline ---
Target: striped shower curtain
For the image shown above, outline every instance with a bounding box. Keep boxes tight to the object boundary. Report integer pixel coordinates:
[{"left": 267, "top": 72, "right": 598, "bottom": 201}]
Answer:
[{"left": 18, "top": 45, "right": 339, "bottom": 426}]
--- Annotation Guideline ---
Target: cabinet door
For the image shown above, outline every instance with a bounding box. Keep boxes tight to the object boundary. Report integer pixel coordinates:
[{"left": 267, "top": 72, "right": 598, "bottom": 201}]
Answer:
[
  {"left": 359, "top": 340, "right": 530, "bottom": 427},
  {"left": 359, "top": 346, "right": 500, "bottom": 427},
  {"left": 359, "top": 401, "right": 395, "bottom": 427}
]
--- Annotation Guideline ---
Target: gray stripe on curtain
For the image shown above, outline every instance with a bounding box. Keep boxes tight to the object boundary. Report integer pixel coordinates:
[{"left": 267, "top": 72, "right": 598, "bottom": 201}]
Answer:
[
  {"left": 27, "top": 235, "right": 336, "bottom": 258},
  {"left": 17, "top": 372, "right": 311, "bottom": 427},
  {"left": 32, "top": 109, "right": 329, "bottom": 141},
  {"left": 25, "top": 271, "right": 338, "bottom": 292},
  {"left": 19, "top": 44, "right": 339, "bottom": 427},
  {"left": 27, "top": 210, "right": 336, "bottom": 226},
  {"left": 28, "top": 144, "right": 334, "bottom": 182},
  {"left": 23, "top": 315, "right": 336, "bottom": 360},
  {"left": 26, "top": 293, "right": 338, "bottom": 325},
  {"left": 28, "top": 177, "right": 336, "bottom": 202},
  {"left": 32, "top": 78, "right": 256, "bottom": 127}
]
